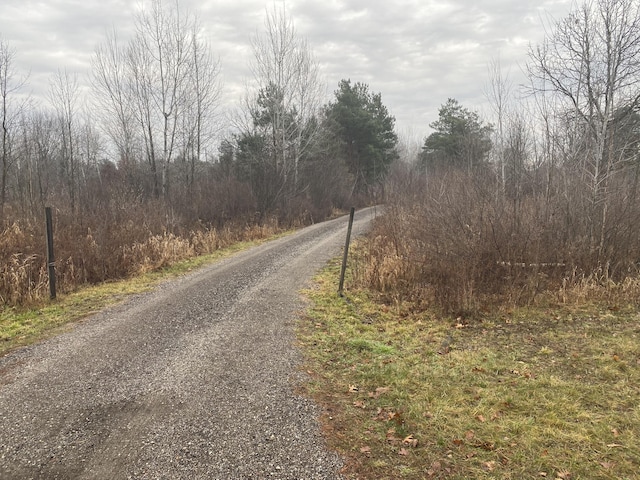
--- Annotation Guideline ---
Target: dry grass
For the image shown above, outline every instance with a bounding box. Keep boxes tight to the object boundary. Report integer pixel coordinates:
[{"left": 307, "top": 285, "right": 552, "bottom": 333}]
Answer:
[{"left": 0, "top": 214, "right": 283, "bottom": 308}]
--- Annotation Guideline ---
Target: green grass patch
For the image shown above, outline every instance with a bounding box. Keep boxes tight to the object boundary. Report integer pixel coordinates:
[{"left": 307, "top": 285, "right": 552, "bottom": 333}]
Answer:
[
  {"left": 298, "top": 260, "right": 640, "bottom": 479},
  {"left": 0, "top": 236, "right": 281, "bottom": 357}
]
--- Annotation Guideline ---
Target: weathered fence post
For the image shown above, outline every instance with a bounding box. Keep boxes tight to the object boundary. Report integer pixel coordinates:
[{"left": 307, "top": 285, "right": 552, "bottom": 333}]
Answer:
[
  {"left": 45, "top": 207, "right": 56, "bottom": 300},
  {"left": 338, "top": 207, "right": 355, "bottom": 296}
]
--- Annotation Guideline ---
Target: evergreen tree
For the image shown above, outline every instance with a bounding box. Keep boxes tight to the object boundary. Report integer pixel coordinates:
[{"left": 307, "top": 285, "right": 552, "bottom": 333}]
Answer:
[
  {"left": 421, "top": 98, "right": 492, "bottom": 171},
  {"left": 325, "top": 79, "right": 398, "bottom": 194}
]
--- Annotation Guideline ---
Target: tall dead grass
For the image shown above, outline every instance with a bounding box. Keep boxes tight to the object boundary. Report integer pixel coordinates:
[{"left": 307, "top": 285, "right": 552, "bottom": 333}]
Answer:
[{"left": 0, "top": 209, "right": 282, "bottom": 307}]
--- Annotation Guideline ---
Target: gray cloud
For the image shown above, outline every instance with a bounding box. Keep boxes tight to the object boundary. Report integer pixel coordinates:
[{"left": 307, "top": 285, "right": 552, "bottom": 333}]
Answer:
[{"left": 1, "top": 0, "right": 574, "bottom": 140}]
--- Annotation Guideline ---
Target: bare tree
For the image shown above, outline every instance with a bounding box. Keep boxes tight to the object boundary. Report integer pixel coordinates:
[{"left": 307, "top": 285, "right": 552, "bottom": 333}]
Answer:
[
  {"left": 91, "top": 28, "right": 138, "bottom": 168},
  {"left": 0, "top": 38, "right": 27, "bottom": 220},
  {"left": 179, "top": 25, "right": 221, "bottom": 188},
  {"left": 130, "top": 0, "right": 199, "bottom": 199},
  {"left": 92, "top": 0, "right": 221, "bottom": 201},
  {"left": 49, "top": 68, "right": 80, "bottom": 214},
  {"left": 484, "top": 56, "right": 513, "bottom": 189},
  {"left": 247, "top": 5, "right": 324, "bottom": 199},
  {"left": 527, "top": 0, "right": 640, "bottom": 261}
]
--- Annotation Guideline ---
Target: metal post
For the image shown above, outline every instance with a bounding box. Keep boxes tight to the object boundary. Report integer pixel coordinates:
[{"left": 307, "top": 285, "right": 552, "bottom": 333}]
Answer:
[
  {"left": 45, "top": 207, "right": 56, "bottom": 300},
  {"left": 338, "top": 207, "right": 355, "bottom": 296}
]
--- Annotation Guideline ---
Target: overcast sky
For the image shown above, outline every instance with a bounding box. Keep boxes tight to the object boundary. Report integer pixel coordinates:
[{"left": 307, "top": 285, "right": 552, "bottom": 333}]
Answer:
[{"left": 0, "top": 0, "right": 575, "bottom": 143}]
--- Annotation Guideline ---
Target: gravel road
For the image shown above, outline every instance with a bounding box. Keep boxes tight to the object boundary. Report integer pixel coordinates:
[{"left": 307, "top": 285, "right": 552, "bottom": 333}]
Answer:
[{"left": 0, "top": 207, "right": 379, "bottom": 480}]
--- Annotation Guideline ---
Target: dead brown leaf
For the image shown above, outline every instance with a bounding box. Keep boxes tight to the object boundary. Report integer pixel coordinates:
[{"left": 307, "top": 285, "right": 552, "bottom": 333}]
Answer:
[
  {"left": 403, "top": 434, "right": 418, "bottom": 447},
  {"left": 368, "top": 386, "right": 390, "bottom": 398},
  {"left": 398, "top": 448, "right": 409, "bottom": 456}
]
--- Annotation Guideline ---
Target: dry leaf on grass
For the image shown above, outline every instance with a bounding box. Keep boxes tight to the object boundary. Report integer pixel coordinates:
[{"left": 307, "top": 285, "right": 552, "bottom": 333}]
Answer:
[
  {"left": 368, "top": 386, "right": 390, "bottom": 398},
  {"left": 403, "top": 434, "right": 418, "bottom": 447}
]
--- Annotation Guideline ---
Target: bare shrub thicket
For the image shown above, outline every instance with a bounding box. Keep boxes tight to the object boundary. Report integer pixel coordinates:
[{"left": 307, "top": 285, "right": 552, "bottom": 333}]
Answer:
[
  {"left": 354, "top": 0, "right": 640, "bottom": 315},
  {"left": 355, "top": 161, "right": 640, "bottom": 315}
]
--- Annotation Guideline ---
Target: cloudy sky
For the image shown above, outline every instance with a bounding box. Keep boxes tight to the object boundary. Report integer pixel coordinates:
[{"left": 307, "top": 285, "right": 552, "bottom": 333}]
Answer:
[{"left": 0, "top": 0, "right": 574, "bottom": 142}]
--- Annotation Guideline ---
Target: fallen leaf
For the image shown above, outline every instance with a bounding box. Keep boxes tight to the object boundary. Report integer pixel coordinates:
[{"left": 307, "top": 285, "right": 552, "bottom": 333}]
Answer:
[
  {"left": 484, "top": 460, "right": 496, "bottom": 471},
  {"left": 556, "top": 470, "right": 571, "bottom": 479},
  {"left": 348, "top": 385, "right": 358, "bottom": 393},
  {"left": 403, "top": 434, "right": 418, "bottom": 447},
  {"left": 465, "top": 430, "right": 475, "bottom": 440},
  {"left": 369, "top": 386, "right": 390, "bottom": 398},
  {"left": 611, "top": 428, "right": 619, "bottom": 437},
  {"left": 359, "top": 446, "right": 371, "bottom": 454},
  {"left": 538, "top": 473, "right": 547, "bottom": 477},
  {"left": 398, "top": 448, "right": 409, "bottom": 456},
  {"left": 476, "top": 414, "right": 486, "bottom": 422},
  {"left": 353, "top": 401, "right": 366, "bottom": 409},
  {"left": 475, "top": 441, "right": 495, "bottom": 451},
  {"left": 599, "top": 461, "right": 615, "bottom": 469}
]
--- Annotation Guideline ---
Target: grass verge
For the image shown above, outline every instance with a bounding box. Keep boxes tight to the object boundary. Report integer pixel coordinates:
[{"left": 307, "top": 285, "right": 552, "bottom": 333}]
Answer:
[
  {"left": 0, "top": 237, "right": 278, "bottom": 357},
  {"left": 298, "top": 259, "right": 640, "bottom": 479}
]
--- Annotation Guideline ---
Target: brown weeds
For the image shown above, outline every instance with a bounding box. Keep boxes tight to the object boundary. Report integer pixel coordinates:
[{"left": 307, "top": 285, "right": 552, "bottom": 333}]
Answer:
[{"left": 0, "top": 210, "right": 284, "bottom": 307}]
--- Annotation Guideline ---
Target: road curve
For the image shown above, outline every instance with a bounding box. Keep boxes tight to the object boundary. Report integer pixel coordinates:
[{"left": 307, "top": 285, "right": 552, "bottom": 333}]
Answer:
[{"left": 0, "top": 207, "right": 379, "bottom": 480}]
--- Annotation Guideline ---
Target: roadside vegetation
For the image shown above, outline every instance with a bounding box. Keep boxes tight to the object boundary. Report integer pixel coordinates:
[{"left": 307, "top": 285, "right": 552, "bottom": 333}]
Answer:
[{"left": 299, "top": 258, "right": 640, "bottom": 479}]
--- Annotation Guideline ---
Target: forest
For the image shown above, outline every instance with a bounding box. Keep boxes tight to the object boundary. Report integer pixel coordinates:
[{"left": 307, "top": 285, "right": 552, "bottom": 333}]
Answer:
[
  {"left": 2, "top": 0, "right": 640, "bottom": 315},
  {"left": 0, "top": 3, "right": 398, "bottom": 305}
]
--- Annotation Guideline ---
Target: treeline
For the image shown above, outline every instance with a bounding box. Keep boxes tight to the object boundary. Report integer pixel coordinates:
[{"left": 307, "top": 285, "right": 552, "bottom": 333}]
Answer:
[
  {"left": 356, "top": 0, "right": 640, "bottom": 314},
  {"left": 0, "top": 2, "right": 398, "bottom": 306}
]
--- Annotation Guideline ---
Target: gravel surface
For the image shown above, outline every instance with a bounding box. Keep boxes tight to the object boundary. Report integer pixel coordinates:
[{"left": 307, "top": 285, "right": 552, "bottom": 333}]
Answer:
[{"left": 0, "top": 207, "right": 378, "bottom": 480}]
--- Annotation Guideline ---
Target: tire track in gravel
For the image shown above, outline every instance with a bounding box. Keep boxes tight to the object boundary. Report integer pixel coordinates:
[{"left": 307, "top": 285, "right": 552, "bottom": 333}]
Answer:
[{"left": 0, "top": 207, "right": 379, "bottom": 480}]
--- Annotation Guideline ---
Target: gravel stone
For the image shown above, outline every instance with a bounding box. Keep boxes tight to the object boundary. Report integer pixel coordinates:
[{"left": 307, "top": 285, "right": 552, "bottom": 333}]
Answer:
[{"left": 0, "top": 207, "right": 378, "bottom": 479}]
